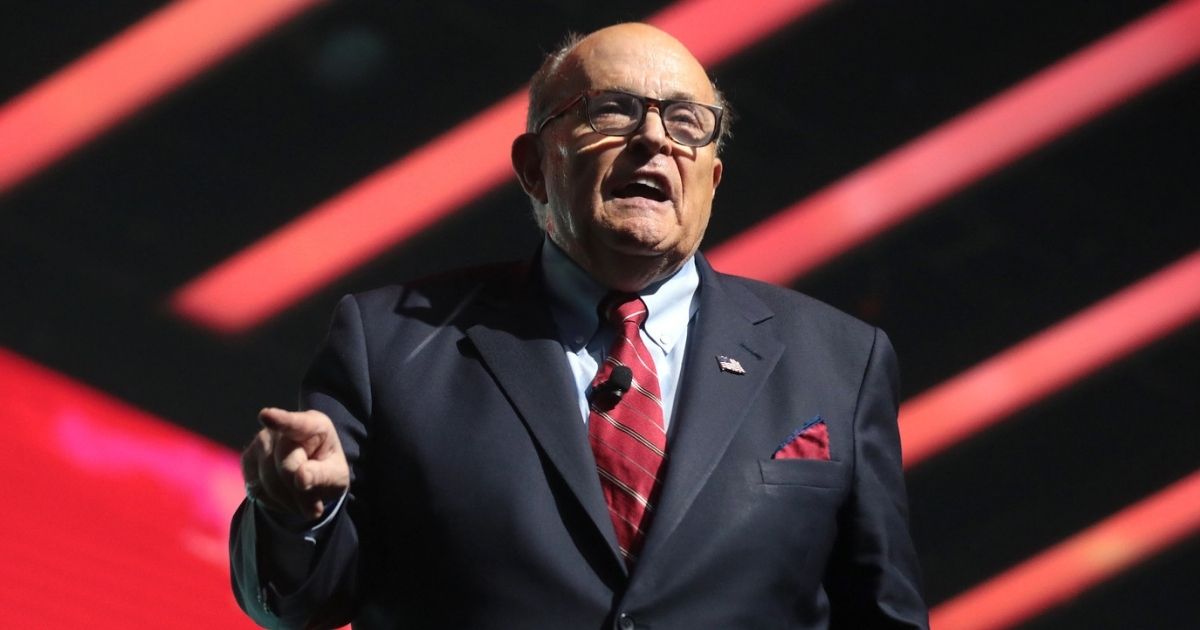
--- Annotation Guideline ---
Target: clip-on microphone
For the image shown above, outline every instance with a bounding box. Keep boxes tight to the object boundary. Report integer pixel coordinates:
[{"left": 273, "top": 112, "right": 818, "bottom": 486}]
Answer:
[{"left": 596, "top": 365, "right": 633, "bottom": 400}]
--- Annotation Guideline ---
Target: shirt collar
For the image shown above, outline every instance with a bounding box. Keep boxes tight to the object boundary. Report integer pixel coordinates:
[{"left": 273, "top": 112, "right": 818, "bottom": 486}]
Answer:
[{"left": 539, "top": 237, "right": 700, "bottom": 353}]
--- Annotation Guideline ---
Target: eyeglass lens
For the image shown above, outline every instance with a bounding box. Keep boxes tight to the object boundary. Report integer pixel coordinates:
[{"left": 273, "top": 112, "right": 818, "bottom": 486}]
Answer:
[{"left": 586, "top": 92, "right": 718, "bottom": 147}]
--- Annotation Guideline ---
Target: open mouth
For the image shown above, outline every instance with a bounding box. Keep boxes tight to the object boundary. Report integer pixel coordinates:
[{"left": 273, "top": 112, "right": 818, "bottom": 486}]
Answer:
[{"left": 612, "top": 177, "right": 670, "bottom": 203}]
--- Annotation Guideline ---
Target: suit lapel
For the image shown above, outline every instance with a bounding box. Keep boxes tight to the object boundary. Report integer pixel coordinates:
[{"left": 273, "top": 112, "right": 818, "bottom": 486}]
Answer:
[
  {"left": 463, "top": 267, "right": 626, "bottom": 573},
  {"left": 458, "top": 254, "right": 782, "bottom": 577},
  {"left": 636, "top": 256, "right": 783, "bottom": 569}
]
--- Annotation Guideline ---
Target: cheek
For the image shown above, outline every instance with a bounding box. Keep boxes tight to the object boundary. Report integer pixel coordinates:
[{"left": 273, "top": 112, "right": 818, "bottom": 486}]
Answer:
[
  {"left": 543, "top": 153, "right": 579, "bottom": 211},
  {"left": 687, "top": 206, "right": 712, "bottom": 239},
  {"left": 683, "top": 167, "right": 718, "bottom": 208},
  {"left": 678, "top": 167, "right": 717, "bottom": 236},
  {"left": 567, "top": 161, "right": 596, "bottom": 199},
  {"left": 566, "top": 142, "right": 621, "bottom": 200}
]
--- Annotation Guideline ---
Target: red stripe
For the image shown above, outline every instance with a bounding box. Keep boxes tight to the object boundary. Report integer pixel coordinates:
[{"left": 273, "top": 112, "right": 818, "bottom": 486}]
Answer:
[
  {"left": 900, "top": 249, "right": 1200, "bottom": 468},
  {"left": 0, "top": 348, "right": 251, "bottom": 627},
  {"left": 591, "top": 435, "right": 664, "bottom": 482},
  {"left": 591, "top": 408, "right": 666, "bottom": 458},
  {"left": 597, "top": 461, "right": 659, "bottom": 508},
  {"left": 170, "top": 0, "right": 830, "bottom": 332},
  {"left": 707, "top": 0, "right": 1200, "bottom": 284},
  {"left": 931, "top": 470, "right": 1200, "bottom": 630},
  {"left": 612, "top": 338, "right": 660, "bottom": 379},
  {"left": 604, "top": 495, "right": 646, "bottom": 545},
  {"left": 0, "top": 0, "right": 322, "bottom": 195},
  {"left": 619, "top": 392, "right": 668, "bottom": 432}
]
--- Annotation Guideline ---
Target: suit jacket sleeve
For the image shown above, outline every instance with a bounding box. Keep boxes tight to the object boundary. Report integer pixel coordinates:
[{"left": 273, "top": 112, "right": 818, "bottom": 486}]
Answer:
[
  {"left": 229, "top": 294, "right": 372, "bottom": 629},
  {"left": 825, "top": 328, "right": 929, "bottom": 628}
]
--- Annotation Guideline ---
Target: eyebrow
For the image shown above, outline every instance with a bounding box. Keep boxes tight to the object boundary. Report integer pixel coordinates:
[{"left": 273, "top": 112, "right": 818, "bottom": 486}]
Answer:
[
  {"left": 663, "top": 91, "right": 699, "bottom": 102},
  {"left": 599, "top": 86, "right": 700, "bottom": 102}
]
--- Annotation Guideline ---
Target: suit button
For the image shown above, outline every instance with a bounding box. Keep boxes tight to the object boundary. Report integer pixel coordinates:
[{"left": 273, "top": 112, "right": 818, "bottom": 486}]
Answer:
[{"left": 617, "top": 613, "right": 636, "bottom": 630}]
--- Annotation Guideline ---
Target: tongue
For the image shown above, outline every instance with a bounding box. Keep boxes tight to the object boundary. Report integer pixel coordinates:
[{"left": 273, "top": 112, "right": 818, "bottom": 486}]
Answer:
[{"left": 615, "top": 182, "right": 666, "bottom": 201}]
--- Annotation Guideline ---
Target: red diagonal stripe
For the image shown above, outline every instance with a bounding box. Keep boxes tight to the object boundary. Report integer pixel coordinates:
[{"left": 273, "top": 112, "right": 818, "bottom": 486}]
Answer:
[
  {"left": 930, "top": 469, "right": 1200, "bottom": 630},
  {"left": 0, "top": 0, "right": 323, "bottom": 195},
  {"left": 0, "top": 348, "right": 250, "bottom": 627},
  {"left": 707, "top": 0, "right": 1200, "bottom": 284},
  {"left": 900, "top": 249, "right": 1200, "bottom": 468},
  {"left": 171, "top": 0, "right": 830, "bottom": 332},
  {"left": 591, "top": 434, "right": 664, "bottom": 482}
]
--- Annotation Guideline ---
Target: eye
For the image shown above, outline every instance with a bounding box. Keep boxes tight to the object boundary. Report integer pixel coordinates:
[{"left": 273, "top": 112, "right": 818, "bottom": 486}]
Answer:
[
  {"left": 588, "top": 93, "right": 640, "bottom": 130},
  {"left": 592, "top": 93, "right": 638, "bottom": 116},
  {"left": 666, "top": 105, "right": 704, "bottom": 130},
  {"left": 593, "top": 99, "right": 622, "bottom": 113}
]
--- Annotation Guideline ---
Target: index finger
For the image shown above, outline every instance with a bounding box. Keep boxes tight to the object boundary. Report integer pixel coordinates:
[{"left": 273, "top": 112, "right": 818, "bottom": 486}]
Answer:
[{"left": 258, "top": 407, "right": 329, "bottom": 441}]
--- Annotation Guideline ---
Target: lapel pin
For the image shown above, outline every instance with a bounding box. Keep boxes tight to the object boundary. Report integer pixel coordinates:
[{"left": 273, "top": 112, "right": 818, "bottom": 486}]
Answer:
[{"left": 716, "top": 355, "right": 746, "bottom": 375}]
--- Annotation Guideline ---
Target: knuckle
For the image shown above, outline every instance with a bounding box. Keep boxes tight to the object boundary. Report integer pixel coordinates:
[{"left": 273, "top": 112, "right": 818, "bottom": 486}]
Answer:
[{"left": 281, "top": 456, "right": 304, "bottom": 476}]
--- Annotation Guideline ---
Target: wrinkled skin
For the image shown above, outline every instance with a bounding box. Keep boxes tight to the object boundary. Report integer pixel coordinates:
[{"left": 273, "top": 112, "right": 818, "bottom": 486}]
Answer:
[{"left": 513, "top": 23, "right": 724, "bottom": 291}]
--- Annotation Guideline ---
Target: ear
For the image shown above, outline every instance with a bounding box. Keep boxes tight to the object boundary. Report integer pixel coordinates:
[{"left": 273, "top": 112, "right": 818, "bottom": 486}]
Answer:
[
  {"left": 512, "top": 133, "right": 548, "bottom": 204},
  {"left": 711, "top": 156, "right": 723, "bottom": 191}
]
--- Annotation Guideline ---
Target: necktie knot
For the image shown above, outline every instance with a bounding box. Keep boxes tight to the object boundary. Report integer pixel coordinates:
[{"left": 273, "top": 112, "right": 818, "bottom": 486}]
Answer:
[{"left": 601, "top": 292, "right": 648, "bottom": 330}]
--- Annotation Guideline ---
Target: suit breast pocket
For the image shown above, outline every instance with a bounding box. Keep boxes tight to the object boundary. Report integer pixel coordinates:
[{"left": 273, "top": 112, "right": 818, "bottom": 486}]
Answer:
[{"left": 758, "top": 459, "right": 847, "bottom": 488}]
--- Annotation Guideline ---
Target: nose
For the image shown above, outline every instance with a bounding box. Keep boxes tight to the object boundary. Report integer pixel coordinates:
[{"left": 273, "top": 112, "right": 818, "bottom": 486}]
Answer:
[{"left": 628, "top": 107, "right": 672, "bottom": 155}]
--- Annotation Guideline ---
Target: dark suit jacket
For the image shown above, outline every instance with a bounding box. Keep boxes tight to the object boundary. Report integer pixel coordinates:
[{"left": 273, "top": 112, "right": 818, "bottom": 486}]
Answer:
[{"left": 230, "top": 253, "right": 928, "bottom": 629}]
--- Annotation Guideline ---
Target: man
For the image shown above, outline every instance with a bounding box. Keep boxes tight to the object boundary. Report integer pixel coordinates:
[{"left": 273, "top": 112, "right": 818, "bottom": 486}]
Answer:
[{"left": 232, "top": 23, "right": 928, "bottom": 629}]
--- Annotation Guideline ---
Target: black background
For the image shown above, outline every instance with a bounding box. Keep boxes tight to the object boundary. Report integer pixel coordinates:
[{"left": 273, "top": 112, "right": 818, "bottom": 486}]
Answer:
[{"left": 3, "top": 2, "right": 1197, "bottom": 627}]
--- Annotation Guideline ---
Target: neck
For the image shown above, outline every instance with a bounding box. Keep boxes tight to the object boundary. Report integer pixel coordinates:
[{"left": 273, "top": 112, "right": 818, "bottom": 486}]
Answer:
[{"left": 553, "top": 240, "right": 687, "bottom": 292}]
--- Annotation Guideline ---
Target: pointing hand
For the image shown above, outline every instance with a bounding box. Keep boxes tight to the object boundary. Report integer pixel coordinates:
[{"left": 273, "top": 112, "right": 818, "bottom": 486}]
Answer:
[{"left": 241, "top": 408, "right": 350, "bottom": 521}]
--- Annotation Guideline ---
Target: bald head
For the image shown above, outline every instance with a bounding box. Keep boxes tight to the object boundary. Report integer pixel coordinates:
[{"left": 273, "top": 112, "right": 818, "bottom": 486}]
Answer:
[
  {"left": 526, "top": 24, "right": 730, "bottom": 149},
  {"left": 574, "top": 24, "right": 715, "bottom": 102}
]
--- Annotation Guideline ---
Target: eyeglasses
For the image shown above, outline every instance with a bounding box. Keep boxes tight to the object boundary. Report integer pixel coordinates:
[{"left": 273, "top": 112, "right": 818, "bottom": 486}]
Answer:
[{"left": 534, "top": 89, "right": 724, "bottom": 148}]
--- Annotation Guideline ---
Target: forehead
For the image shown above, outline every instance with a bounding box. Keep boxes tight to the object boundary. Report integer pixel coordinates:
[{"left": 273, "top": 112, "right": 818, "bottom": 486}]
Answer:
[{"left": 565, "top": 27, "right": 716, "bottom": 103}]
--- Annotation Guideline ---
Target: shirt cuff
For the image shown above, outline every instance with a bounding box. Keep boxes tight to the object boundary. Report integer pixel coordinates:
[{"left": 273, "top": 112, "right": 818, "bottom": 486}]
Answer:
[{"left": 251, "top": 488, "right": 349, "bottom": 545}]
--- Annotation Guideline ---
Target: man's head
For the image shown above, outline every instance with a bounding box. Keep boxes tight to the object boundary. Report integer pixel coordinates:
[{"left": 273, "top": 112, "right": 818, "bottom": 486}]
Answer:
[{"left": 512, "top": 23, "right": 726, "bottom": 291}]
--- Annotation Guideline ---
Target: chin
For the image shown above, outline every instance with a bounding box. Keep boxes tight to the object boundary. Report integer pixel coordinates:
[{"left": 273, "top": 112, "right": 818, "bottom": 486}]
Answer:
[
  {"left": 605, "top": 241, "right": 691, "bottom": 273},
  {"left": 600, "top": 223, "right": 672, "bottom": 252}
]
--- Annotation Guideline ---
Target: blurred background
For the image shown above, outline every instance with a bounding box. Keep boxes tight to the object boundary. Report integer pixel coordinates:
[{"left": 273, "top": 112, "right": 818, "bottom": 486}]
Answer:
[{"left": 2, "top": 0, "right": 1197, "bottom": 628}]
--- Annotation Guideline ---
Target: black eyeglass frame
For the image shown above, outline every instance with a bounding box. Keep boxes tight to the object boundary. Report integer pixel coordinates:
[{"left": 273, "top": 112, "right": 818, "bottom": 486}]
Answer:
[{"left": 534, "top": 89, "right": 724, "bottom": 148}]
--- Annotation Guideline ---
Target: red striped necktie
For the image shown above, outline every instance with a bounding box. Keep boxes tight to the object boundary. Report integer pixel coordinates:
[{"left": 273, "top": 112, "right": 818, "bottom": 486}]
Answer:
[{"left": 588, "top": 293, "right": 667, "bottom": 566}]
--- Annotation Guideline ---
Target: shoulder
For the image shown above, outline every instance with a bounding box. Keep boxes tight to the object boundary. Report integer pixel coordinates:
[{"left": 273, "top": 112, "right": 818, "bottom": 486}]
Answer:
[
  {"left": 312, "top": 260, "right": 533, "bottom": 375},
  {"left": 345, "top": 260, "right": 530, "bottom": 320},
  {"left": 703, "top": 265, "right": 900, "bottom": 408},
  {"left": 701, "top": 263, "right": 894, "bottom": 383},
  {"left": 708, "top": 266, "right": 880, "bottom": 342}
]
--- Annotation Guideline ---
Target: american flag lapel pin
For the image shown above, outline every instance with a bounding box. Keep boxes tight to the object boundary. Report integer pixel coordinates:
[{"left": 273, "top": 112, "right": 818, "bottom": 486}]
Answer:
[{"left": 716, "top": 355, "right": 746, "bottom": 375}]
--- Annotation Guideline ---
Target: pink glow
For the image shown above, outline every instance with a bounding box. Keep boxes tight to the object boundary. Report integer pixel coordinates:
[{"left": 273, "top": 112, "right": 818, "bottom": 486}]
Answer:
[
  {"left": 54, "top": 410, "right": 243, "bottom": 535},
  {"left": 0, "top": 347, "right": 254, "bottom": 628}
]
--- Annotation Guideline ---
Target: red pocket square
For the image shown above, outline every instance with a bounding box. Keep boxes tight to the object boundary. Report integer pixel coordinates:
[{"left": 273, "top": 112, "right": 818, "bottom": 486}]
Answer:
[{"left": 772, "top": 416, "right": 830, "bottom": 460}]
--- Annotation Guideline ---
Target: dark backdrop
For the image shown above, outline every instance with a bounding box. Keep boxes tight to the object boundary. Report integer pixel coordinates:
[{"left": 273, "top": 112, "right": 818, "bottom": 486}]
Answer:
[{"left": 2, "top": 2, "right": 1197, "bottom": 628}]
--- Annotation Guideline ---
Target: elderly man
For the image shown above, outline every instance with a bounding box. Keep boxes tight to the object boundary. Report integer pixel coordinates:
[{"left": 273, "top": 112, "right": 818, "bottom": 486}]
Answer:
[{"left": 232, "top": 23, "right": 928, "bottom": 629}]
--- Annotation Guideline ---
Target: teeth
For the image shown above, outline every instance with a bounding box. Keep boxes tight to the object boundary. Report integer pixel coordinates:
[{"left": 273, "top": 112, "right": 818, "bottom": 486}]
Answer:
[{"left": 631, "top": 177, "right": 663, "bottom": 192}]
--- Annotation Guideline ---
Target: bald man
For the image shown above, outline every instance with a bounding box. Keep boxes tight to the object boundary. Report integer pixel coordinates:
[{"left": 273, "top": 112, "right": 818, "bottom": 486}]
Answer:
[{"left": 232, "top": 24, "right": 928, "bottom": 629}]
